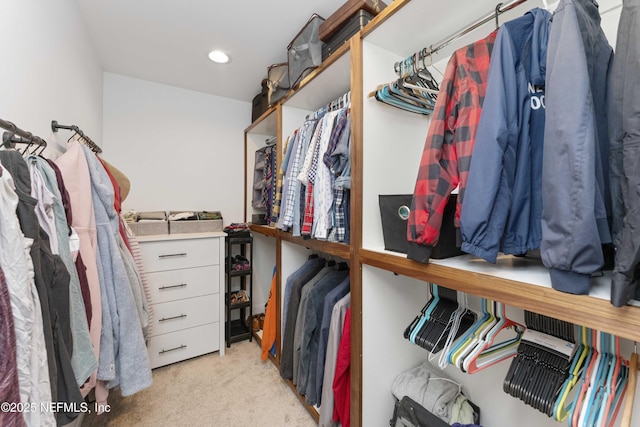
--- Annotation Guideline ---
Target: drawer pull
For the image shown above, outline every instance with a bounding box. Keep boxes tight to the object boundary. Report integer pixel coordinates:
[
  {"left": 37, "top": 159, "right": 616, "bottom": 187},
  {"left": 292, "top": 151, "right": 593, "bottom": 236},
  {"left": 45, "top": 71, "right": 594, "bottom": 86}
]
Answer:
[
  {"left": 159, "top": 314, "right": 187, "bottom": 322},
  {"left": 159, "top": 283, "right": 187, "bottom": 290},
  {"left": 159, "top": 344, "right": 187, "bottom": 354},
  {"left": 158, "top": 252, "right": 187, "bottom": 258}
]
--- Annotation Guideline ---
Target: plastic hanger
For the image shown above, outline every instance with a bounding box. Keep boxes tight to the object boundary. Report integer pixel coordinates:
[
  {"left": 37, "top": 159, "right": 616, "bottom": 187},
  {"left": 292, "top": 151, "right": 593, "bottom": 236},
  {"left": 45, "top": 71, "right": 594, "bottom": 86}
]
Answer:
[
  {"left": 571, "top": 329, "right": 598, "bottom": 427},
  {"left": 409, "top": 284, "right": 440, "bottom": 344},
  {"left": 575, "top": 330, "right": 604, "bottom": 427},
  {"left": 454, "top": 300, "right": 497, "bottom": 371},
  {"left": 584, "top": 332, "right": 612, "bottom": 426},
  {"left": 448, "top": 298, "right": 492, "bottom": 367},
  {"left": 597, "top": 335, "right": 629, "bottom": 427},
  {"left": 554, "top": 326, "right": 590, "bottom": 422},
  {"left": 463, "top": 302, "right": 525, "bottom": 374},
  {"left": 621, "top": 343, "right": 638, "bottom": 427}
]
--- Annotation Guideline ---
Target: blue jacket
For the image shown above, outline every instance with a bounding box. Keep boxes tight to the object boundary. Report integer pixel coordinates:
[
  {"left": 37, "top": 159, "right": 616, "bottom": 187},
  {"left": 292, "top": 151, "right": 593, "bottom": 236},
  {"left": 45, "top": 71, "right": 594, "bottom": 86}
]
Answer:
[
  {"left": 541, "top": 0, "right": 613, "bottom": 295},
  {"left": 461, "top": 8, "right": 551, "bottom": 263}
]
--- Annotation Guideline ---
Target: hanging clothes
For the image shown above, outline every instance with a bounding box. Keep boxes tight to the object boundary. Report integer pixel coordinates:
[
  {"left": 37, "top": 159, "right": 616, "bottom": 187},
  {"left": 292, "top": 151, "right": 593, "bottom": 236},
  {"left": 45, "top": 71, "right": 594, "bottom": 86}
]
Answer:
[
  {"left": 540, "top": 0, "right": 613, "bottom": 295},
  {"left": 280, "top": 256, "right": 327, "bottom": 380},
  {"left": 0, "top": 265, "right": 25, "bottom": 427},
  {"left": 297, "top": 266, "right": 349, "bottom": 401},
  {"left": 56, "top": 139, "right": 103, "bottom": 397},
  {"left": 28, "top": 155, "right": 98, "bottom": 388},
  {"left": 261, "top": 268, "right": 277, "bottom": 360},
  {"left": 292, "top": 265, "right": 333, "bottom": 384},
  {"left": 610, "top": 0, "right": 640, "bottom": 307},
  {"left": 319, "top": 292, "right": 350, "bottom": 427},
  {"left": 407, "top": 30, "right": 497, "bottom": 264},
  {"left": 461, "top": 8, "right": 551, "bottom": 263},
  {"left": 0, "top": 149, "right": 83, "bottom": 425},
  {"left": 0, "top": 165, "right": 53, "bottom": 427},
  {"left": 332, "top": 307, "right": 351, "bottom": 427},
  {"left": 122, "top": 220, "right": 154, "bottom": 338},
  {"left": 80, "top": 144, "right": 152, "bottom": 406},
  {"left": 311, "top": 275, "right": 350, "bottom": 406},
  {"left": 46, "top": 159, "right": 93, "bottom": 329}
]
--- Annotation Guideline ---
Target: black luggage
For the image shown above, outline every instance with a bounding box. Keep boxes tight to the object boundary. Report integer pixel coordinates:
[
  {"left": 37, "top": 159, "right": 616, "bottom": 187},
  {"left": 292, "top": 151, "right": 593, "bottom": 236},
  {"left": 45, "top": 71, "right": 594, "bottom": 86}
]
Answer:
[{"left": 322, "top": 10, "right": 375, "bottom": 61}]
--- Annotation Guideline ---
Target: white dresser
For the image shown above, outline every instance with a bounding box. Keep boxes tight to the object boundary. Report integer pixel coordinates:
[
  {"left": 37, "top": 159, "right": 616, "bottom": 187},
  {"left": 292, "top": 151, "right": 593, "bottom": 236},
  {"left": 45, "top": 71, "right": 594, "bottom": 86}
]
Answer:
[{"left": 138, "top": 232, "right": 226, "bottom": 368}]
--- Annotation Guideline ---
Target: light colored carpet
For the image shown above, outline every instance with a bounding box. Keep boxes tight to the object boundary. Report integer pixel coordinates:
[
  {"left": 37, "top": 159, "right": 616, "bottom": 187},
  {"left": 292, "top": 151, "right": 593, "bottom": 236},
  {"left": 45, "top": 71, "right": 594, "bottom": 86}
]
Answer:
[{"left": 81, "top": 340, "right": 317, "bottom": 427}]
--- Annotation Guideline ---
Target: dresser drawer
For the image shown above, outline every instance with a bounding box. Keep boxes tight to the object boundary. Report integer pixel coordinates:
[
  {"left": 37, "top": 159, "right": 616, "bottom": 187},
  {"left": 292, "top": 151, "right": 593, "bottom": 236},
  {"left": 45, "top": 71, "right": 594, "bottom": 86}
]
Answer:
[
  {"left": 147, "top": 265, "right": 219, "bottom": 304},
  {"left": 139, "top": 238, "right": 220, "bottom": 272},
  {"left": 148, "top": 322, "right": 219, "bottom": 369},
  {"left": 151, "top": 294, "right": 219, "bottom": 336}
]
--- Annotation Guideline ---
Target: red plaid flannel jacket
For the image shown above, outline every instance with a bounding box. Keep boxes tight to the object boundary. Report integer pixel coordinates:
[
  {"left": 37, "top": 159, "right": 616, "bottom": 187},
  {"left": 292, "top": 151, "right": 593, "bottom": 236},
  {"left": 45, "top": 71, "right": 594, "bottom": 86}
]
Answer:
[{"left": 407, "top": 31, "right": 497, "bottom": 263}]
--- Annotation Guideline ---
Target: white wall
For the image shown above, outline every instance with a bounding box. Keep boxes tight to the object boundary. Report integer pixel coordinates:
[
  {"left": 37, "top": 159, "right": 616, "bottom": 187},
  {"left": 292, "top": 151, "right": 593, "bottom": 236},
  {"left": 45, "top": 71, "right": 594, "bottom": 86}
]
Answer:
[
  {"left": 102, "top": 72, "right": 250, "bottom": 223},
  {"left": 0, "top": 0, "right": 103, "bottom": 150}
]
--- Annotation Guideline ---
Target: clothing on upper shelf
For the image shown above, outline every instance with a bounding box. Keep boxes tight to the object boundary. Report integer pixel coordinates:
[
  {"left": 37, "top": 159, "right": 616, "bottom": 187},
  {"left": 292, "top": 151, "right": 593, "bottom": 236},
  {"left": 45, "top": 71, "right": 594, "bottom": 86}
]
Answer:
[
  {"left": 407, "top": 30, "right": 497, "bottom": 264},
  {"left": 461, "top": 8, "right": 551, "bottom": 263},
  {"left": 540, "top": 0, "right": 613, "bottom": 295},
  {"left": 277, "top": 104, "right": 351, "bottom": 243},
  {"left": 610, "top": 0, "right": 640, "bottom": 306}
]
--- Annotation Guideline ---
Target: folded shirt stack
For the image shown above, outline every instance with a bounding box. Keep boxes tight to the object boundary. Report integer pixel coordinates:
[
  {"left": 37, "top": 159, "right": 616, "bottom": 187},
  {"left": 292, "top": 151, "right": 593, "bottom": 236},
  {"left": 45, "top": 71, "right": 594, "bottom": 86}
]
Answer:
[
  {"left": 168, "top": 211, "right": 198, "bottom": 221},
  {"left": 137, "top": 211, "right": 167, "bottom": 222},
  {"left": 198, "top": 211, "right": 222, "bottom": 220}
]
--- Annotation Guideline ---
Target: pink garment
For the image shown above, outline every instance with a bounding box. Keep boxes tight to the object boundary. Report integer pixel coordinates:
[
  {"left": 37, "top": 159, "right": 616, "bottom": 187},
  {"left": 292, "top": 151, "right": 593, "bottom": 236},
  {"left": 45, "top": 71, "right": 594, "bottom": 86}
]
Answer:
[
  {"left": 333, "top": 308, "right": 351, "bottom": 427},
  {"left": 55, "top": 140, "right": 101, "bottom": 397}
]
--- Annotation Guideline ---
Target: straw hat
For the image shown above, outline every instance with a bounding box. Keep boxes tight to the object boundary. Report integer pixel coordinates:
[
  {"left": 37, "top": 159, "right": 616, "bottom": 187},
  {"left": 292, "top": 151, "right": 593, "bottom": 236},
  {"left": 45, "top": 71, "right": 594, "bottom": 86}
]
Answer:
[{"left": 101, "top": 159, "right": 131, "bottom": 201}]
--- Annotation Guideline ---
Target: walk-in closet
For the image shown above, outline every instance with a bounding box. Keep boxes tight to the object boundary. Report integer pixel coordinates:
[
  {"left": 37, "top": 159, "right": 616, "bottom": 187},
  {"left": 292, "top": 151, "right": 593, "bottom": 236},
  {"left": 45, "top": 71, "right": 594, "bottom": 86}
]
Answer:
[{"left": 3, "top": 0, "right": 640, "bottom": 426}]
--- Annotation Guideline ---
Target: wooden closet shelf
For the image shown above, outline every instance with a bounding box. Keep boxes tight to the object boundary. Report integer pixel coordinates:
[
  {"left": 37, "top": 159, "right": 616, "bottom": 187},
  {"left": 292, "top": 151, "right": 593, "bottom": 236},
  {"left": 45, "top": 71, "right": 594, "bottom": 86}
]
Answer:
[
  {"left": 359, "top": 249, "right": 640, "bottom": 343},
  {"left": 279, "top": 232, "right": 351, "bottom": 260},
  {"left": 248, "top": 223, "right": 277, "bottom": 237}
]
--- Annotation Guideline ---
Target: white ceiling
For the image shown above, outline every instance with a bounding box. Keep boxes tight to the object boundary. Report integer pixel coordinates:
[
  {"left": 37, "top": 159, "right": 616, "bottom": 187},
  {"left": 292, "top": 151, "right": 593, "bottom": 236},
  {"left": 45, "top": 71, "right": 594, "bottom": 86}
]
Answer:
[{"left": 75, "top": 0, "right": 349, "bottom": 104}]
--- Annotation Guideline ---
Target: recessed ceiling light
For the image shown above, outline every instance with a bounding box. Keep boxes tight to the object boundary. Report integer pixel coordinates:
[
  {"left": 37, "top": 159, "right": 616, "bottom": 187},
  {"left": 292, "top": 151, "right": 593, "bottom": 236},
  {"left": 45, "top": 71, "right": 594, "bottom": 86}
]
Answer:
[{"left": 208, "top": 50, "right": 230, "bottom": 64}]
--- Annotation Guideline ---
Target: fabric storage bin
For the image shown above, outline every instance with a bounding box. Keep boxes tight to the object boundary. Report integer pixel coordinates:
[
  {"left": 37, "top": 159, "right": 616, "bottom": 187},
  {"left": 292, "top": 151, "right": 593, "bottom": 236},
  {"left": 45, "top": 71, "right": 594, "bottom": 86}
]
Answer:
[
  {"left": 169, "top": 220, "right": 199, "bottom": 234},
  {"left": 198, "top": 219, "right": 223, "bottom": 233},
  {"left": 136, "top": 211, "right": 169, "bottom": 235},
  {"left": 378, "top": 194, "right": 462, "bottom": 259},
  {"left": 288, "top": 13, "right": 325, "bottom": 88},
  {"left": 127, "top": 221, "right": 139, "bottom": 235},
  {"left": 136, "top": 221, "right": 169, "bottom": 236}
]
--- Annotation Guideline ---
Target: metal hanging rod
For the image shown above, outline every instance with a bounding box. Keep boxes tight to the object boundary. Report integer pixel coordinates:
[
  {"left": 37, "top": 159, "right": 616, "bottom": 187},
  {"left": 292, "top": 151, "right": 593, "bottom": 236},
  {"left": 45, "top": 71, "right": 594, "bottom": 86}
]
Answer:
[
  {"left": 395, "top": 0, "right": 530, "bottom": 73},
  {"left": 51, "top": 120, "right": 102, "bottom": 154},
  {"left": 0, "top": 117, "right": 47, "bottom": 149}
]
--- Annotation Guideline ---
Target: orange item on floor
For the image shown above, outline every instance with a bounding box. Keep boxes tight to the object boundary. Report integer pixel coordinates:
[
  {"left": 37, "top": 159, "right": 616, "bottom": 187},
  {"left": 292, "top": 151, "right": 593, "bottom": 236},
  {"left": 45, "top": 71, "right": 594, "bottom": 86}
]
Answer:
[{"left": 261, "top": 268, "right": 277, "bottom": 360}]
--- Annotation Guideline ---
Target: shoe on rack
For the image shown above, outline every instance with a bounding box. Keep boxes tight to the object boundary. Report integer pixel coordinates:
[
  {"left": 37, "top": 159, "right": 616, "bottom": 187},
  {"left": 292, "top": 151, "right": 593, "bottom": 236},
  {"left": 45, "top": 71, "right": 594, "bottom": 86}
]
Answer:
[
  {"left": 234, "top": 255, "right": 250, "bottom": 270},
  {"left": 236, "top": 289, "right": 249, "bottom": 303}
]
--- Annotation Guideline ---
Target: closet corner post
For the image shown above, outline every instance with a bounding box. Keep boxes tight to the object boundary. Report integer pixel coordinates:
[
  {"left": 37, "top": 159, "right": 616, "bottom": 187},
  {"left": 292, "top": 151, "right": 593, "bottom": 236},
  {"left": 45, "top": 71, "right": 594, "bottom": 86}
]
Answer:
[
  {"left": 243, "top": 132, "right": 249, "bottom": 223},
  {"left": 349, "top": 33, "right": 364, "bottom": 427}
]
